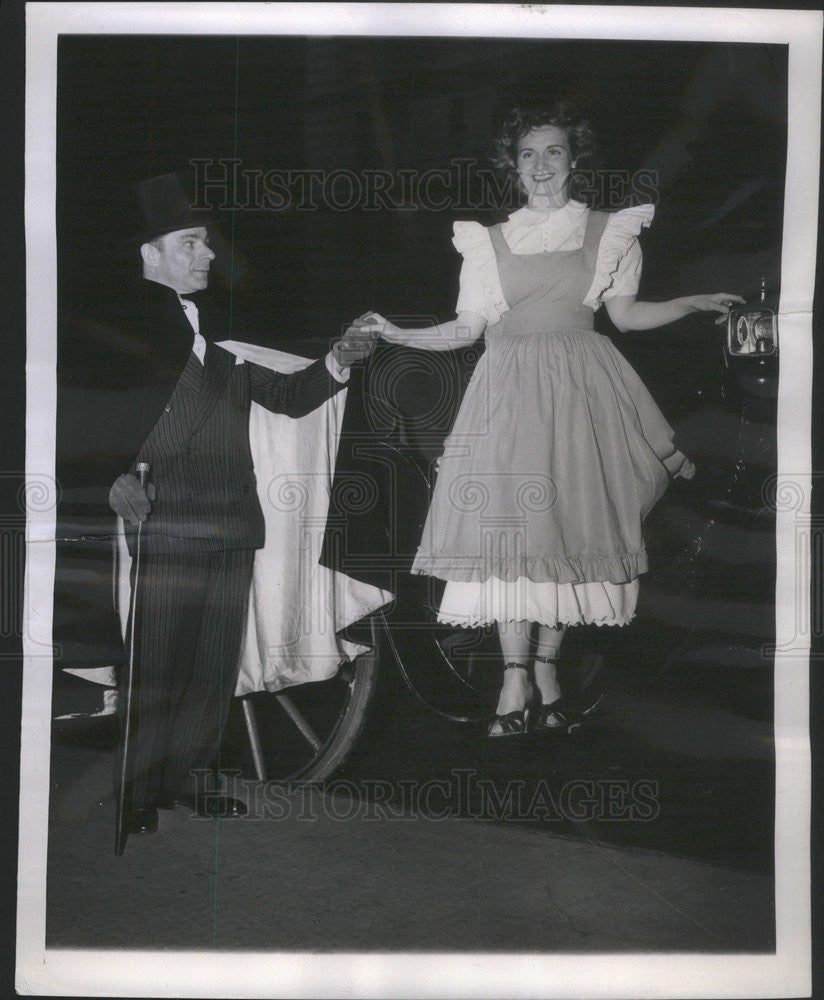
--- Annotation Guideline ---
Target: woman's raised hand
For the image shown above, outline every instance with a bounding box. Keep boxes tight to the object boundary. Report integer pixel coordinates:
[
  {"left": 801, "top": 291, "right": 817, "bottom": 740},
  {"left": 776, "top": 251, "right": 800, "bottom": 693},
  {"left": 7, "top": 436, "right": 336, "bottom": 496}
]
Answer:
[{"left": 357, "top": 311, "right": 406, "bottom": 344}]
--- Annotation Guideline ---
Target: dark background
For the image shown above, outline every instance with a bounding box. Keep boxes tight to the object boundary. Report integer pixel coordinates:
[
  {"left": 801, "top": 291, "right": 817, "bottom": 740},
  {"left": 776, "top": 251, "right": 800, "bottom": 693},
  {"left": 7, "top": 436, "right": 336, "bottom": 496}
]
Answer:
[
  {"left": 57, "top": 36, "right": 787, "bottom": 358},
  {"left": 56, "top": 37, "right": 790, "bottom": 545},
  {"left": 55, "top": 32, "right": 790, "bottom": 809},
  {"left": 53, "top": 33, "right": 791, "bottom": 687},
  {"left": 51, "top": 25, "right": 793, "bottom": 880}
]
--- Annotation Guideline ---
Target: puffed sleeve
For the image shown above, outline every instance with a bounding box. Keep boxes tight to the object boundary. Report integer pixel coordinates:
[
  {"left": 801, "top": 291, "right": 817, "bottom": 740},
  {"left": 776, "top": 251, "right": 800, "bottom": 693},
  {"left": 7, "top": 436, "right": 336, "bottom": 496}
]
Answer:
[
  {"left": 583, "top": 203, "right": 655, "bottom": 310},
  {"left": 452, "top": 221, "right": 508, "bottom": 325}
]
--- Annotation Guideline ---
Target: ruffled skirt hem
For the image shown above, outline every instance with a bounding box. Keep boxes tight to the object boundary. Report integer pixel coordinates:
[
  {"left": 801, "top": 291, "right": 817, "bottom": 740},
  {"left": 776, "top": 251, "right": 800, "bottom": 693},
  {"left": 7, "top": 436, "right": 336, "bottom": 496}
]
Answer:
[
  {"left": 435, "top": 612, "right": 635, "bottom": 628},
  {"left": 434, "top": 576, "right": 639, "bottom": 629}
]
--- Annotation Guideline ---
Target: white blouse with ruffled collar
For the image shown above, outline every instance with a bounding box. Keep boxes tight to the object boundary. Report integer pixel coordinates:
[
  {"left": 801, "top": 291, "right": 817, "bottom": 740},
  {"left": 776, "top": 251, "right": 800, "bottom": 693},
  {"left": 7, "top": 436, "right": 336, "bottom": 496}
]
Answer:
[{"left": 453, "top": 201, "right": 655, "bottom": 326}]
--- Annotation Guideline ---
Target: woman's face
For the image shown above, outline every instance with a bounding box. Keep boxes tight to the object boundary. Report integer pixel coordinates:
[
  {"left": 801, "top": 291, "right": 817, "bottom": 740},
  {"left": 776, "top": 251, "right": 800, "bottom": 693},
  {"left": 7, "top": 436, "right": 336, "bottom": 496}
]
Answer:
[{"left": 516, "top": 125, "right": 574, "bottom": 208}]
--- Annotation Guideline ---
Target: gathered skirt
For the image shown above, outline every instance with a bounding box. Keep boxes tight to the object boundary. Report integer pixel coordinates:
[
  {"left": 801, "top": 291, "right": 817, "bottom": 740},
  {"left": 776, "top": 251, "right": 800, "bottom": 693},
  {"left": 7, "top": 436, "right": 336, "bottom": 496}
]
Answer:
[{"left": 411, "top": 328, "right": 684, "bottom": 627}]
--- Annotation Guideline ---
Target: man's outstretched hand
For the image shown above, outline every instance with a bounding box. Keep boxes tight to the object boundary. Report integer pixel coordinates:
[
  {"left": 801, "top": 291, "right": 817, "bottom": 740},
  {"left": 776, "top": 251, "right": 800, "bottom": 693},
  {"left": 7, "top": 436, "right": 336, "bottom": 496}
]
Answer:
[
  {"left": 332, "top": 314, "right": 380, "bottom": 368},
  {"left": 109, "top": 473, "right": 156, "bottom": 524}
]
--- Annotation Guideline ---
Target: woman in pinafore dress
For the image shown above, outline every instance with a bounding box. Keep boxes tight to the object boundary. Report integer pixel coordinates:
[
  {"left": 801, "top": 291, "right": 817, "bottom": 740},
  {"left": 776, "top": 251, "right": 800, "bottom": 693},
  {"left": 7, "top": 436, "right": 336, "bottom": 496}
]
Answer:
[{"left": 362, "top": 104, "right": 742, "bottom": 738}]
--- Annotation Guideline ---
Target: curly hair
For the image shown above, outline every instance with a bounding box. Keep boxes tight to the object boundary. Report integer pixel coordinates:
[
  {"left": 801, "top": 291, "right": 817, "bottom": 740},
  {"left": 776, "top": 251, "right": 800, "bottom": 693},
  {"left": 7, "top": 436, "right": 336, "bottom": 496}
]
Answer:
[{"left": 492, "top": 103, "right": 600, "bottom": 201}]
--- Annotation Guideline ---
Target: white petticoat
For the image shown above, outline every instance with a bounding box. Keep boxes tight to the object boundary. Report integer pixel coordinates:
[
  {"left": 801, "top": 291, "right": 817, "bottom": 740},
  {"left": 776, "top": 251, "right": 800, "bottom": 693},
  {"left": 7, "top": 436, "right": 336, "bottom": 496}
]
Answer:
[{"left": 436, "top": 576, "right": 639, "bottom": 628}]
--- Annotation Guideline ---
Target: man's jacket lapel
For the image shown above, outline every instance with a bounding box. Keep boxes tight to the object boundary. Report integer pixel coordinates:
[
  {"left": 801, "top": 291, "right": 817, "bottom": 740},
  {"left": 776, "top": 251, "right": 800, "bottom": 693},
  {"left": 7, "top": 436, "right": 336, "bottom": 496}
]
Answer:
[{"left": 188, "top": 341, "right": 234, "bottom": 437}]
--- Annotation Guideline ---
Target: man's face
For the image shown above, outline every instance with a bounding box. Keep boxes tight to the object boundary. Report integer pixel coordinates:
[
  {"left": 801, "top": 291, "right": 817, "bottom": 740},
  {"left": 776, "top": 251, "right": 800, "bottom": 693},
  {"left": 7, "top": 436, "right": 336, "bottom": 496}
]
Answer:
[{"left": 142, "top": 227, "right": 215, "bottom": 294}]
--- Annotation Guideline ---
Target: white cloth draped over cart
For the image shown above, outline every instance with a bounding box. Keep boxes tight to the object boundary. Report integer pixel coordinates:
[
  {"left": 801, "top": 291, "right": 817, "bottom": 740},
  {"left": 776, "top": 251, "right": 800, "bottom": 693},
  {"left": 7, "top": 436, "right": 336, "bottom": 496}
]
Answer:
[{"left": 69, "top": 342, "right": 393, "bottom": 697}]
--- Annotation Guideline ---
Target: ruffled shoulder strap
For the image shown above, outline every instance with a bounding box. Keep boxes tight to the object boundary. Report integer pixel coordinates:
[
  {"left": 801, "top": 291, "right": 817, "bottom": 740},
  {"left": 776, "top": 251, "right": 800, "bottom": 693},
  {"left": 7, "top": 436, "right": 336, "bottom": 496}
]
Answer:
[
  {"left": 584, "top": 204, "right": 655, "bottom": 309},
  {"left": 604, "top": 203, "right": 655, "bottom": 242},
  {"left": 452, "top": 221, "right": 508, "bottom": 324}
]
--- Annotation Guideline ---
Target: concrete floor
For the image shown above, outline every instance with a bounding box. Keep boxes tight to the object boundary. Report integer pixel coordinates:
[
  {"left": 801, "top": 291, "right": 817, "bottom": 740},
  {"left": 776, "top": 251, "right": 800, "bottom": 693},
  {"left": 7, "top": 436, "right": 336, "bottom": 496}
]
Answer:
[{"left": 46, "top": 698, "right": 775, "bottom": 955}]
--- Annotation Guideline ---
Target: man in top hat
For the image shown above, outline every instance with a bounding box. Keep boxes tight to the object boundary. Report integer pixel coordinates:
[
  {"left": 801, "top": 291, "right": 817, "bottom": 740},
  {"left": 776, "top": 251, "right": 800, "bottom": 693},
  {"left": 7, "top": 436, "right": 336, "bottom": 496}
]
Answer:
[{"left": 56, "top": 172, "right": 377, "bottom": 836}]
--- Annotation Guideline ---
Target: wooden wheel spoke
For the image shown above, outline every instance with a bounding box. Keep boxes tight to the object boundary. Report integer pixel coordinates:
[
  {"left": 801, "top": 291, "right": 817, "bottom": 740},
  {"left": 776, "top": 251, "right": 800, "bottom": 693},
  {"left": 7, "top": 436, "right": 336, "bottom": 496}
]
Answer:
[
  {"left": 240, "top": 623, "right": 380, "bottom": 783},
  {"left": 273, "top": 692, "right": 324, "bottom": 753}
]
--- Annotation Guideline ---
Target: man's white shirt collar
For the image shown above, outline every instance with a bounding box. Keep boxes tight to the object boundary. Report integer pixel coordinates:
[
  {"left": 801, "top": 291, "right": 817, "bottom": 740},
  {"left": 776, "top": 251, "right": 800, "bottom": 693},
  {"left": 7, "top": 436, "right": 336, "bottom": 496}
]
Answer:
[{"left": 178, "top": 295, "right": 207, "bottom": 364}]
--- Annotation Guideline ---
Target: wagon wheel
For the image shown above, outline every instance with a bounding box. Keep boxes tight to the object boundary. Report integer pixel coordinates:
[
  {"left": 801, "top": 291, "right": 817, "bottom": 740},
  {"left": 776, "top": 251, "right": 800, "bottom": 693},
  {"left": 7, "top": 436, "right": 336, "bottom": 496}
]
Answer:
[
  {"left": 226, "top": 618, "right": 381, "bottom": 783},
  {"left": 369, "top": 441, "right": 497, "bottom": 723}
]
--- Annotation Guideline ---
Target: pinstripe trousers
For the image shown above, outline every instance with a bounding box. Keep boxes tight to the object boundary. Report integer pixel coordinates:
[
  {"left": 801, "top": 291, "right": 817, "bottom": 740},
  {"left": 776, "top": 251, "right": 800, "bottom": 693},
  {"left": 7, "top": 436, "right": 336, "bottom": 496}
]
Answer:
[{"left": 124, "top": 548, "right": 255, "bottom": 805}]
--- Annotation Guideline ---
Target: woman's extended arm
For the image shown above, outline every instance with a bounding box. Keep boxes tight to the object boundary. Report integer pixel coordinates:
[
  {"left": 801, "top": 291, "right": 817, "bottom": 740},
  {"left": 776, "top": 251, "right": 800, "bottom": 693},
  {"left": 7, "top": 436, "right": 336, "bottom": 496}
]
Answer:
[
  {"left": 359, "top": 310, "right": 488, "bottom": 352},
  {"left": 605, "top": 293, "right": 745, "bottom": 333}
]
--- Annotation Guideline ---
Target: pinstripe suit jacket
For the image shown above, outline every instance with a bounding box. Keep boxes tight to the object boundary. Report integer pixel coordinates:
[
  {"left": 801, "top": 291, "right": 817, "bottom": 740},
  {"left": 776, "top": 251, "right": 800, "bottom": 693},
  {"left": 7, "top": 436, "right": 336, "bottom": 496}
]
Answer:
[
  {"left": 53, "top": 279, "right": 344, "bottom": 666},
  {"left": 127, "top": 340, "right": 341, "bottom": 554}
]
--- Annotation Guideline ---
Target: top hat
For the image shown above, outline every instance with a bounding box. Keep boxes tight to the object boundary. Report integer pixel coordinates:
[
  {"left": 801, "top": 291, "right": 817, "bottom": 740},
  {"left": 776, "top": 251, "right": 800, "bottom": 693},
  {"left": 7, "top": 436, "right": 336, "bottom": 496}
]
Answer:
[{"left": 133, "top": 171, "right": 212, "bottom": 243}]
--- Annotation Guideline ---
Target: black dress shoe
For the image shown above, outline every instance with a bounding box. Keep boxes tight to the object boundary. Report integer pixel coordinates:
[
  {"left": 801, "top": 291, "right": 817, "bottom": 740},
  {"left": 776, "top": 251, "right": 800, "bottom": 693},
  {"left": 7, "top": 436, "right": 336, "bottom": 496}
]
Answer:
[
  {"left": 175, "top": 794, "right": 247, "bottom": 819},
  {"left": 129, "top": 806, "right": 159, "bottom": 834}
]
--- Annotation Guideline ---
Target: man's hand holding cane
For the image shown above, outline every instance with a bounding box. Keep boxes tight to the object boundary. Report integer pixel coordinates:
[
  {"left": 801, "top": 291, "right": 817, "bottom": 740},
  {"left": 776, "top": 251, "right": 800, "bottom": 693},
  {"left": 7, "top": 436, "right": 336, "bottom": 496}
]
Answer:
[{"left": 109, "top": 471, "right": 156, "bottom": 524}]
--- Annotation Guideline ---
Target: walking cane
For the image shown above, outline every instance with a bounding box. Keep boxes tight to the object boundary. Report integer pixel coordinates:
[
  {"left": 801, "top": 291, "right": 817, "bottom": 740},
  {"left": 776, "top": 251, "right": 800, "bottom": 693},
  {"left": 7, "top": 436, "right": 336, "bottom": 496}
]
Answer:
[{"left": 114, "top": 461, "right": 150, "bottom": 856}]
